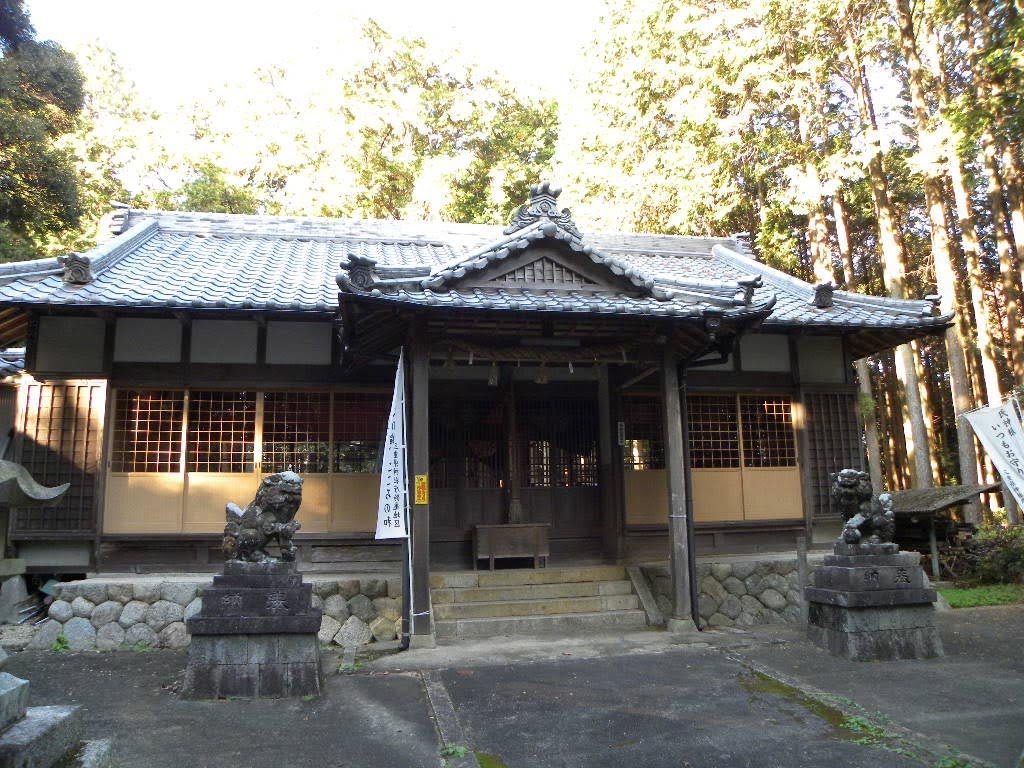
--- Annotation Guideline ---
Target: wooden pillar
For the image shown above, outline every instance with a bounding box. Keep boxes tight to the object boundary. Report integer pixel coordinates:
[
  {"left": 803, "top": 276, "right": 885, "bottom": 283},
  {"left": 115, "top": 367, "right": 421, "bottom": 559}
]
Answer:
[
  {"left": 598, "top": 365, "right": 620, "bottom": 562},
  {"left": 504, "top": 381, "right": 523, "bottom": 524},
  {"left": 662, "top": 348, "right": 696, "bottom": 632},
  {"left": 408, "top": 336, "right": 434, "bottom": 643}
]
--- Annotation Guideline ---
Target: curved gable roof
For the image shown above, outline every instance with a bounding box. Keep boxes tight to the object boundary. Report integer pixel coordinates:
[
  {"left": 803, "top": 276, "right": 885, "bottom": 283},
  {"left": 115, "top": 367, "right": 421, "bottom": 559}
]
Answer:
[{"left": 0, "top": 185, "right": 950, "bottom": 356}]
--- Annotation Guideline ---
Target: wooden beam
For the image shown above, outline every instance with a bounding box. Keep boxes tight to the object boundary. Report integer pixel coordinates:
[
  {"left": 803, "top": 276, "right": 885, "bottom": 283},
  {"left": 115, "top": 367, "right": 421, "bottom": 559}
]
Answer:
[{"left": 662, "top": 347, "right": 696, "bottom": 632}]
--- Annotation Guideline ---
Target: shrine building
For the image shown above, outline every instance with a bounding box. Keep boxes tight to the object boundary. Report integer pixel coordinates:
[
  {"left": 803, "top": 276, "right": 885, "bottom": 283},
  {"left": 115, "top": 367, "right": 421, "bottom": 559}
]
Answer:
[{"left": 0, "top": 184, "right": 949, "bottom": 637}]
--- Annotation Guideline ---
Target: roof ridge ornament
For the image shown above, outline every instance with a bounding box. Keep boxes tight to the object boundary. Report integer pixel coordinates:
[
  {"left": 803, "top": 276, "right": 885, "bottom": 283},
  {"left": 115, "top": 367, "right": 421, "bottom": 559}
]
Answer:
[
  {"left": 337, "top": 253, "right": 379, "bottom": 293},
  {"left": 107, "top": 201, "right": 131, "bottom": 237},
  {"left": 57, "top": 253, "right": 92, "bottom": 285},
  {"left": 504, "top": 182, "right": 582, "bottom": 239},
  {"left": 810, "top": 281, "right": 835, "bottom": 309}
]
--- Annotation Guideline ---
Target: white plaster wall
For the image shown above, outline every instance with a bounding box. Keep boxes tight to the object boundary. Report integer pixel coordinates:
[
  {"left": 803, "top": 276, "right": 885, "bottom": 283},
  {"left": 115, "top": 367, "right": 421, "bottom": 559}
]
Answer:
[
  {"left": 190, "top": 320, "right": 258, "bottom": 364},
  {"left": 739, "top": 334, "right": 791, "bottom": 372},
  {"left": 266, "top": 321, "right": 331, "bottom": 365},
  {"left": 36, "top": 316, "right": 105, "bottom": 372},
  {"left": 797, "top": 337, "right": 846, "bottom": 383},
  {"left": 114, "top": 318, "right": 182, "bottom": 362}
]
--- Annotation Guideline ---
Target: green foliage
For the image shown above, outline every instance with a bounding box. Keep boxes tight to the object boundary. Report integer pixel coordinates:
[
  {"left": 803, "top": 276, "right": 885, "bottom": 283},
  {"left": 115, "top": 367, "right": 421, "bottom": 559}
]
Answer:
[
  {"left": 858, "top": 391, "right": 877, "bottom": 421},
  {"left": 152, "top": 161, "right": 259, "bottom": 215},
  {"left": 336, "top": 661, "right": 365, "bottom": 674},
  {"left": 65, "top": 21, "right": 557, "bottom": 228},
  {"left": 938, "top": 583, "right": 1024, "bottom": 608},
  {"left": 50, "top": 632, "right": 69, "bottom": 651},
  {"left": 841, "top": 714, "right": 888, "bottom": 747},
  {"left": 0, "top": 0, "right": 85, "bottom": 261},
  {"left": 440, "top": 745, "right": 468, "bottom": 758},
  {"left": 932, "top": 757, "right": 978, "bottom": 768},
  {"left": 960, "top": 524, "right": 1024, "bottom": 585},
  {"left": 130, "top": 641, "right": 152, "bottom": 652}
]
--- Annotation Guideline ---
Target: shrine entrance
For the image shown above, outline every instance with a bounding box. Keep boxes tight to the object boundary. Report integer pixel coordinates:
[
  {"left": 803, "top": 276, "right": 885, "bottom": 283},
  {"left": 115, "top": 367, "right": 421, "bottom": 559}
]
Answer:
[{"left": 428, "top": 380, "right": 602, "bottom": 558}]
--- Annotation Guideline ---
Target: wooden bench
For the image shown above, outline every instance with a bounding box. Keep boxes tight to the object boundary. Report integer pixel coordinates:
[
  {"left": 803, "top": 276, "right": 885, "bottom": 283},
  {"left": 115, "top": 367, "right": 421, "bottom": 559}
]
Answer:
[{"left": 473, "top": 523, "right": 550, "bottom": 570}]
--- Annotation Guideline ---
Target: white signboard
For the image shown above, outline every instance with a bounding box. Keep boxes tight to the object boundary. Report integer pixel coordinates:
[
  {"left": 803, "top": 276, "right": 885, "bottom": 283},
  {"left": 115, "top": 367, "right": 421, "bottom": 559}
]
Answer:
[
  {"left": 375, "top": 350, "right": 409, "bottom": 539},
  {"left": 964, "top": 401, "right": 1024, "bottom": 509}
]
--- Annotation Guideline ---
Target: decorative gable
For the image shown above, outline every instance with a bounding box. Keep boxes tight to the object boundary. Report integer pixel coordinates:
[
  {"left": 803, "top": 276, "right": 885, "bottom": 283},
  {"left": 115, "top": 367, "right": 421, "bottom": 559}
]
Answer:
[{"left": 495, "top": 256, "right": 597, "bottom": 287}]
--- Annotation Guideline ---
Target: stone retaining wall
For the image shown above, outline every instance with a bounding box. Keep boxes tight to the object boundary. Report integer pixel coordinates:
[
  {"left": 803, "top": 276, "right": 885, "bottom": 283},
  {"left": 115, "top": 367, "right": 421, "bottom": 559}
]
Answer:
[
  {"left": 26, "top": 575, "right": 403, "bottom": 652},
  {"left": 643, "top": 556, "right": 822, "bottom": 627}
]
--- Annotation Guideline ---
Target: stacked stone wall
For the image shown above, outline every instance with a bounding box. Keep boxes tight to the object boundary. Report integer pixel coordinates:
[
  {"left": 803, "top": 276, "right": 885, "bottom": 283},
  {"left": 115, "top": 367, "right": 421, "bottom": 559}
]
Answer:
[
  {"left": 643, "top": 558, "right": 819, "bottom": 627},
  {"left": 26, "top": 576, "right": 403, "bottom": 652}
]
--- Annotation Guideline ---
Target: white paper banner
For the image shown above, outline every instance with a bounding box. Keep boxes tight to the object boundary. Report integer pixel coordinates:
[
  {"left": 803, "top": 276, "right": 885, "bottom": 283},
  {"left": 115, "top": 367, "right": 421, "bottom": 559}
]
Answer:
[
  {"left": 964, "top": 401, "right": 1024, "bottom": 509},
  {"left": 375, "top": 350, "right": 408, "bottom": 539}
]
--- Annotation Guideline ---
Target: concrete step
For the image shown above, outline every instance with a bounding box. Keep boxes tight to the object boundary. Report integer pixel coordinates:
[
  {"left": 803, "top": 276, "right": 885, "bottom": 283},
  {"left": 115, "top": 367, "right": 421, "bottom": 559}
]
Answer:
[
  {"left": 432, "top": 579, "right": 633, "bottom": 605},
  {"left": 435, "top": 609, "right": 649, "bottom": 639},
  {"left": 434, "top": 594, "right": 640, "bottom": 620},
  {"left": 430, "top": 565, "right": 627, "bottom": 590}
]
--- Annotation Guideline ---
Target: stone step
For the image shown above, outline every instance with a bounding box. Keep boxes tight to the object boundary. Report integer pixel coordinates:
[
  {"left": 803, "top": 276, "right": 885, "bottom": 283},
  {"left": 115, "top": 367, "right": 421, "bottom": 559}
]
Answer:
[
  {"left": 0, "top": 704, "right": 81, "bottom": 768},
  {"left": 432, "top": 579, "right": 633, "bottom": 604},
  {"left": 429, "top": 565, "right": 627, "bottom": 590},
  {"left": 435, "top": 609, "right": 649, "bottom": 639},
  {"left": 434, "top": 594, "right": 640, "bottom": 620}
]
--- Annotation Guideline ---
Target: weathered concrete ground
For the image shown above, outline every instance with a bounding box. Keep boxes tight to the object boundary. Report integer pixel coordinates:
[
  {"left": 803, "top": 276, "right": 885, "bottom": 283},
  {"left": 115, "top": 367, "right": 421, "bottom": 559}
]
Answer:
[
  {"left": 734, "top": 604, "right": 1024, "bottom": 768},
  {"left": 7, "top": 650, "right": 440, "bottom": 768},
  {"left": 7, "top": 604, "right": 1022, "bottom": 768}
]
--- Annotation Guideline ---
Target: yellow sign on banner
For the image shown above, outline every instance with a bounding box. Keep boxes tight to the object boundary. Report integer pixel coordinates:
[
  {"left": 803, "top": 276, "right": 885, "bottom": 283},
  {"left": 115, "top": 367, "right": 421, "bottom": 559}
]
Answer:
[{"left": 415, "top": 475, "right": 429, "bottom": 505}]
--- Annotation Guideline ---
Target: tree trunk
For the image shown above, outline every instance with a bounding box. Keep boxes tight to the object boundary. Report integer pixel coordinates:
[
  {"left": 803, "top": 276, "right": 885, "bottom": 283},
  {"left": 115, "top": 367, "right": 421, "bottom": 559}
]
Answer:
[
  {"left": 843, "top": 23, "right": 933, "bottom": 487},
  {"left": 894, "top": 0, "right": 979, "bottom": 514},
  {"left": 962, "top": 4, "right": 1024, "bottom": 384},
  {"left": 834, "top": 189, "right": 884, "bottom": 491}
]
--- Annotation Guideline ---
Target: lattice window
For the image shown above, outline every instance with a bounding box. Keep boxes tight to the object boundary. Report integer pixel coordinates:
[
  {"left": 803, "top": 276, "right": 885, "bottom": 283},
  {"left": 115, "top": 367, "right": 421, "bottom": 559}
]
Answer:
[
  {"left": 520, "top": 398, "right": 597, "bottom": 487},
  {"left": 333, "top": 392, "right": 390, "bottom": 473},
  {"left": 263, "top": 391, "right": 330, "bottom": 473},
  {"left": 112, "top": 390, "right": 184, "bottom": 472},
  {"left": 13, "top": 381, "right": 105, "bottom": 534},
  {"left": 740, "top": 396, "right": 797, "bottom": 468},
  {"left": 429, "top": 398, "right": 505, "bottom": 489},
  {"left": 497, "top": 257, "right": 596, "bottom": 287},
  {"left": 686, "top": 394, "right": 740, "bottom": 468},
  {"left": 621, "top": 395, "right": 665, "bottom": 470},
  {"left": 805, "top": 392, "right": 864, "bottom": 517},
  {"left": 187, "top": 391, "right": 256, "bottom": 472}
]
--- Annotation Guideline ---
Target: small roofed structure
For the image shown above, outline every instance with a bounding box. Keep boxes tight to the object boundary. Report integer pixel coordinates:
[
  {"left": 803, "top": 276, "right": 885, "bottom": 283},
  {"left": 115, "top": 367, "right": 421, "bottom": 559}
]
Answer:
[
  {"left": 0, "top": 182, "right": 950, "bottom": 641},
  {"left": 889, "top": 483, "right": 1000, "bottom": 578}
]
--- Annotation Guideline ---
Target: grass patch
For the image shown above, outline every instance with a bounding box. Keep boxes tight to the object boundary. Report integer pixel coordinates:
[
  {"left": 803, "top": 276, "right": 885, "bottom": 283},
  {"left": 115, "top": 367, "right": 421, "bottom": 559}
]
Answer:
[
  {"left": 938, "top": 583, "right": 1024, "bottom": 608},
  {"left": 440, "top": 745, "right": 468, "bottom": 758},
  {"left": 336, "top": 661, "right": 365, "bottom": 674},
  {"left": 475, "top": 753, "right": 508, "bottom": 768},
  {"left": 50, "top": 632, "right": 69, "bottom": 652}
]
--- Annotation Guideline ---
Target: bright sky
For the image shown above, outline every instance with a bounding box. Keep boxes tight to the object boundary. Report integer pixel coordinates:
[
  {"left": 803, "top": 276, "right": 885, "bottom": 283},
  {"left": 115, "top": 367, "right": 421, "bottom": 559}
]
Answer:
[{"left": 26, "top": 0, "right": 605, "bottom": 109}]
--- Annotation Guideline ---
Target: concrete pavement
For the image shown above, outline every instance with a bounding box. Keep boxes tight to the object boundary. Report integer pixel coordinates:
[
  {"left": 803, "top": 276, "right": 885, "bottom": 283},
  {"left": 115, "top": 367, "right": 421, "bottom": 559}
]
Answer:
[{"left": 6, "top": 604, "right": 1022, "bottom": 767}]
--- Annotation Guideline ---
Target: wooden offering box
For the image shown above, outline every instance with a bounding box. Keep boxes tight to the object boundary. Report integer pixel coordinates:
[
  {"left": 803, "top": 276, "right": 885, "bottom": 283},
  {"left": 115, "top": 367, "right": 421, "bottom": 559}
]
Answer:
[{"left": 473, "top": 523, "right": 550, "bottom": 570}]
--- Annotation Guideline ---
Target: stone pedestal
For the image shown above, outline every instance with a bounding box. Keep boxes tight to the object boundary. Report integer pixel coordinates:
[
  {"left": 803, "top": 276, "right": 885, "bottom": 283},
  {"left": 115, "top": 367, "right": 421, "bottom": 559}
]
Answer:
[
  {"left": 183, "top": 560, "right": 323, "bottom": 698},
  {"left": 805, "top": 543, "right": 943, "bottom": 661}
]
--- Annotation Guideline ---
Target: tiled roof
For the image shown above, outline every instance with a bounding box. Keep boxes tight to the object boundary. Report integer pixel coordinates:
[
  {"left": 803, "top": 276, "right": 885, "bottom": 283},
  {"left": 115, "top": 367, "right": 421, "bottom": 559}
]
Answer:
[
  {"left": 0, "top": 197, "right": 949, "bottom": 334},
  {"left": 0, "top": 348, "right": 24, "bottom": 378}
]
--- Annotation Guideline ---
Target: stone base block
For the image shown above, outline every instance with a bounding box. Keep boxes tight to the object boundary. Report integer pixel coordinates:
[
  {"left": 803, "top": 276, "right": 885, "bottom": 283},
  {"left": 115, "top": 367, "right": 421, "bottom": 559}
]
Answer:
[
  {"left": 0, "top": 705, "right": 81, "bottom": 768},
  {"left": 70, "top": 739, "right": 113, "bottom": 768},
  {"left": 807, "top": 603, "right": 943, "bottom": 661},
  {"left": 0, "top": 674, "right": 28, "bottom": 730},
  {"left": 183, "top": 633, "right": 322, "bottom": 699}
]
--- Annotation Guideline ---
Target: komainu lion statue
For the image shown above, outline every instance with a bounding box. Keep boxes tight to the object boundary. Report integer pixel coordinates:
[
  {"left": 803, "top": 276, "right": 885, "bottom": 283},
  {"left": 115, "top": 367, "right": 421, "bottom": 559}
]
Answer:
[
  {"left": 830, "top": 468, "right": 895, "bottom": 546},
  {"left": 223, "top": 471, "right": 303, "bottom": 562}
]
